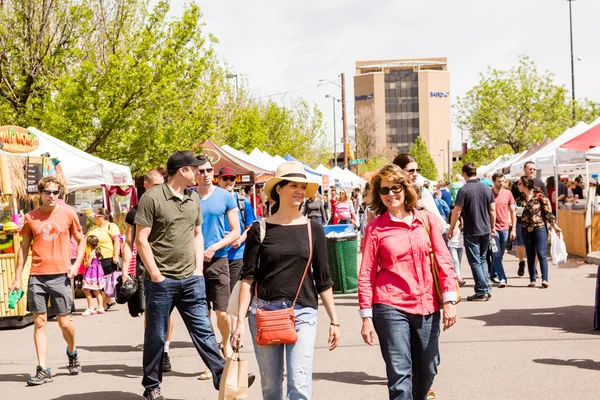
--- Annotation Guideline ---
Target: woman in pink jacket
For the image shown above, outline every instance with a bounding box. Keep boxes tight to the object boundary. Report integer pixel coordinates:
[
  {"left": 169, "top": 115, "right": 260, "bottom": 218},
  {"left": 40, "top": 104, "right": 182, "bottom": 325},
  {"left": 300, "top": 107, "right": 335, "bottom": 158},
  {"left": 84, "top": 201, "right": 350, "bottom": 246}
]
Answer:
[{"left": 358, "top": 164, "right": 458, "bottom": 400}]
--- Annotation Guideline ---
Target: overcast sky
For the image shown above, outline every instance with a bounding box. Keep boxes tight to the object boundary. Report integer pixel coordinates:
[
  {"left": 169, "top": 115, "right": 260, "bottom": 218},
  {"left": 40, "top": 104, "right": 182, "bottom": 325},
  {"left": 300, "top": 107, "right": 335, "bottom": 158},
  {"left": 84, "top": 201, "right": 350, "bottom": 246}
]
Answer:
[{"left": 173, "top": 0, "right": 600, "bottom": 153}]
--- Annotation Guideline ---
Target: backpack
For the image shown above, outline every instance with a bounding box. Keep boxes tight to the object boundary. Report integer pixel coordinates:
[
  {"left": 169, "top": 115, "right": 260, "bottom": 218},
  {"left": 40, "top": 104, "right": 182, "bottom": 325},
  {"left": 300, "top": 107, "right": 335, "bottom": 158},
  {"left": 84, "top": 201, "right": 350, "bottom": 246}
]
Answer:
[{"left": 235, "top": 192, "right": 246, "bottom": 213}]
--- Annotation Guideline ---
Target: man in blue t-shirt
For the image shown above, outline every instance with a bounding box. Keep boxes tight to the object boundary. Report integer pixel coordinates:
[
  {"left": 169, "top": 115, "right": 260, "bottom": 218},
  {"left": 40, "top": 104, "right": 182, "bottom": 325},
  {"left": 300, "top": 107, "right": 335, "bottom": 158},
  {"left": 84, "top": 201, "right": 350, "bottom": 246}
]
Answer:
[
  {"left": 217, "top": 167, "right": 256, "bottom": 291},
  {"left": 195, "top": 156, "right": 240, "bottom": 364}
]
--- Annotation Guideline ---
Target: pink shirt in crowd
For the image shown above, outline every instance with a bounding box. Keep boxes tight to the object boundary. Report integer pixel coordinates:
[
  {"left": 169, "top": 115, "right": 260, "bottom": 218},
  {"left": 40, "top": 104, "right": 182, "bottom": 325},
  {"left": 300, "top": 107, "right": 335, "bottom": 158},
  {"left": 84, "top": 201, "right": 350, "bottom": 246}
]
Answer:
[
  {"left": 358, "top": 210, "right": 457, "bottom": 318},
  {"left": 492, "top": 189, "right": 515, "bottom": 231},
  {"left": 335, "top": 201, "right": 355, "bottom": 220}
]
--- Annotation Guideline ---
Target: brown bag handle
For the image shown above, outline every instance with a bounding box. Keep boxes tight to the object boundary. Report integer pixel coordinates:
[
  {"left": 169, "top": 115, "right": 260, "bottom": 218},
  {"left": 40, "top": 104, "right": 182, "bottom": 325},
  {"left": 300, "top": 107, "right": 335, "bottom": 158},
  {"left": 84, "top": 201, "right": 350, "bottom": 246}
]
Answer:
[{"left": 254, "top": 218, "right": 313, "bottom": 308}]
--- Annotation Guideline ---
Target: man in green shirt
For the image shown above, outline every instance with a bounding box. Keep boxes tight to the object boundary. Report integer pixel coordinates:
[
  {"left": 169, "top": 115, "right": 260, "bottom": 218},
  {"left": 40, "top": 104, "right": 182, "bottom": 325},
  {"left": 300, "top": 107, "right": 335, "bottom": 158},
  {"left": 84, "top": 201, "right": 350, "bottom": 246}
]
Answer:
[{"left": 135, "top": 151, "right": 224, "bottom": 400}]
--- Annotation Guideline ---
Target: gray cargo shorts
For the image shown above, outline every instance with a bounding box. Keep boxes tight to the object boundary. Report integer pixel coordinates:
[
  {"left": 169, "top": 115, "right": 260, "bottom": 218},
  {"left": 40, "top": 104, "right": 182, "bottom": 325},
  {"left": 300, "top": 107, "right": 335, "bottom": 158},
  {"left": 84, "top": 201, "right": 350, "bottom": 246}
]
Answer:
[{"left": 27, "top": 274, "right": 74, "bottom": 316}]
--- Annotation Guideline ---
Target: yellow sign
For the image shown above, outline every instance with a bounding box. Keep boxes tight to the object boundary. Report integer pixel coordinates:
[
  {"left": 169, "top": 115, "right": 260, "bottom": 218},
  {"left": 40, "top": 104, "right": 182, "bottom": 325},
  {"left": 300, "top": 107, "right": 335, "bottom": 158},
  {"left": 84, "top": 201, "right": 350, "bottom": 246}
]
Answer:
[{"left": 0, "top": 126, "right": 39, "bottom": 153}]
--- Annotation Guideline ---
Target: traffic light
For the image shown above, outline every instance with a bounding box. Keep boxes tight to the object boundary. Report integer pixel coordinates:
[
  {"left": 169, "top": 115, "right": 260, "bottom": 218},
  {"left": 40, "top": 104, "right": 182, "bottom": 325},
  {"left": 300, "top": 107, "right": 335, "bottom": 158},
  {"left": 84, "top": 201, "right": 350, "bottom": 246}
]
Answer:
[{"left": 345, "top": 142, "right": 354, "bottom": 160}]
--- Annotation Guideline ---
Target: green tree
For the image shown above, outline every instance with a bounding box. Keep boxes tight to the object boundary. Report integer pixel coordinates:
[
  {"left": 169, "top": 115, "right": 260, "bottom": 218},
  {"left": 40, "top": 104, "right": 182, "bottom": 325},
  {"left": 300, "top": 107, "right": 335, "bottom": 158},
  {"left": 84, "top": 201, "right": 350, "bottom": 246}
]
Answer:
[
  {"left": 410, "top": 137, "right": 438, "bottom": 180},
  {"left": 41, "top": 0, "right": 226, "bottom": 174},
  {"left": 456, "top": 56, "right": 600, "bottom": 166},
  {"left": 0, "top": 0, "right": 92, "bottom": 125}
]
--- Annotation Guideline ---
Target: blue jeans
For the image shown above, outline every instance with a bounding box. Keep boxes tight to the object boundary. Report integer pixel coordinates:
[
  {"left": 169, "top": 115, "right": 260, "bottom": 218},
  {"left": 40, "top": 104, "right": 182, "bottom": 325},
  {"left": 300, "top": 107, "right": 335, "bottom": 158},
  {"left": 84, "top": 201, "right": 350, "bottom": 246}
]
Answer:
[
  {"left": 143, "top": 275, "right": 224, "bottom": 391},
  {"left": 464, "top": 234, "right": 492, "bottom": 296},
  {"left": 449, "top": 247, "right": 463, "bottom": 280},
  {"left": 491, "top": 230, "right": 509, "bottom": 282},
  {"left": 249, "top": 298, "right": 318, "bottom": 400},
  {"left": 523, "top": 227, "right": 549, "bottom": 282},
  {"left": 372, "top": 304, "right": 440, "bottom": 400}
]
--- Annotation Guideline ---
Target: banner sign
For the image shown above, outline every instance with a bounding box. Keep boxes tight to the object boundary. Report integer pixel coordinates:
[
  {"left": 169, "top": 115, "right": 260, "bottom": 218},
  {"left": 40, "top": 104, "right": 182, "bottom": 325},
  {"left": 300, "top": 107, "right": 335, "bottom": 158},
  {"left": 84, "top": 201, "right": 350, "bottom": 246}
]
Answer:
[{"left": 0, "top": 126, "right": 40, "bottom": 153}]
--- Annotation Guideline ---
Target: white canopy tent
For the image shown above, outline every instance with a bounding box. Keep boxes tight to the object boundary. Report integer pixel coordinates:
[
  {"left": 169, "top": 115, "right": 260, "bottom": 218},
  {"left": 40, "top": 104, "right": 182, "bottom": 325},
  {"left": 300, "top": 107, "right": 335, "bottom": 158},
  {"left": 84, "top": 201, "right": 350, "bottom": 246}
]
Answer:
[
  {"left": 556, "top": 118, "right": 600, "bottom": 166},
  {"left": 315, "top": 164, "right": 331, "bottom": 179},
  {"left": 477, "top": 155, "right": 509, "bottom": 178},
  {"left": 510, "top": 121, "right": 593, "bottom": 176},
  {"left": 27, "top": 127, "right": 133, "bottom": 190},
  {"left": 329, "top": 166, "right": 367, "bottom": 187}
]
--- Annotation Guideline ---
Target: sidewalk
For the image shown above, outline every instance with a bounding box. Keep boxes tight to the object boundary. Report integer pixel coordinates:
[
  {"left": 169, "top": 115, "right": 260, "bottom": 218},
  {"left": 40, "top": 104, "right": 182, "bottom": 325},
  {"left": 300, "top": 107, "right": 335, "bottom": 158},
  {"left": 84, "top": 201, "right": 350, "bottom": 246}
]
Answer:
[{"left": 0, "top": 252, "right": 599, "bottom": 399}]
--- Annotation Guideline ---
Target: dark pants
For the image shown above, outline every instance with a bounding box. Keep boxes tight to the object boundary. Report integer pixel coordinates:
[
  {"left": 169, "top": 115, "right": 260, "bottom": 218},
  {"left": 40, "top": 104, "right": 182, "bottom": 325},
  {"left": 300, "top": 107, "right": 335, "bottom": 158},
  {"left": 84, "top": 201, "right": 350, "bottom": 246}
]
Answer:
[
  {"left": 464, "top": 234, "right": 492, "bottom": 296},
  {"left": 523, "top": 227, "right": 549, "bottom": 282},
  {"left": 373, "top": 304, "right": 440, "bottom": 400},
  {"left": 143, "top": 275, "right": 224, "bottom": 391}
]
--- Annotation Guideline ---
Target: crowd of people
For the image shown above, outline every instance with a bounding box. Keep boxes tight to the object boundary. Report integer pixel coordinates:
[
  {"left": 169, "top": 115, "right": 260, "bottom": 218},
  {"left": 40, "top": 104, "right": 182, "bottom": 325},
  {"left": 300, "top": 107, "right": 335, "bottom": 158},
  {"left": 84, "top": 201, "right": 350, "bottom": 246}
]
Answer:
[{"left": 8, "top": 148, "right": 570, "bottom": 400}]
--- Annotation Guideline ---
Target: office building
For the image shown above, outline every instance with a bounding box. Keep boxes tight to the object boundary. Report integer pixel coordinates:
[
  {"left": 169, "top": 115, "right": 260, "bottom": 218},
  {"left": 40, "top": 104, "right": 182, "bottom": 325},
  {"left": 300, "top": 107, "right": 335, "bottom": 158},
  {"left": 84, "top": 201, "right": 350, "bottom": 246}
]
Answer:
[{"left": 354, "top": 57, "right": 452, "bottom": 178}]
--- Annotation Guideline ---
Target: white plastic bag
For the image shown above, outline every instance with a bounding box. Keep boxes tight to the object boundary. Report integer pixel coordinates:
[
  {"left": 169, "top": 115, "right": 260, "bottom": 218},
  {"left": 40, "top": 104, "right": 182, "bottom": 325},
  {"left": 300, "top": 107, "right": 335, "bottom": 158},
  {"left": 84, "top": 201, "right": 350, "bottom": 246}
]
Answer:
[
  {"left": 550, "top": 229, "right": 568, "bottom": 266},
  {"left": 227, "top": 281, "right": 241, "bottom": 317}
]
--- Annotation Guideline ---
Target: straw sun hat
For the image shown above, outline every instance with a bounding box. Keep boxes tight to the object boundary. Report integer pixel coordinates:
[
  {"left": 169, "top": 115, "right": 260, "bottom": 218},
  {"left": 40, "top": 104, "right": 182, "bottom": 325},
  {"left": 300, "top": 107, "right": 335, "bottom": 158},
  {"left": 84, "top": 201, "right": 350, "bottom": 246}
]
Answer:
[{"left": 264, "top": 161, "right": 320, "bottom": 200}]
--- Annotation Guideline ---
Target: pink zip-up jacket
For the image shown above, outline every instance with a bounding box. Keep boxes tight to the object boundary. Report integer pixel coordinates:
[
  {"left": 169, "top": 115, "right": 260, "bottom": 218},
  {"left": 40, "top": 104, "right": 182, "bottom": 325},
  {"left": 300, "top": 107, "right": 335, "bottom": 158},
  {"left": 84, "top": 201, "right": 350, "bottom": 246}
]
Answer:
[{"left": 358, "top": 210, "right": 457, "bottom": 318}]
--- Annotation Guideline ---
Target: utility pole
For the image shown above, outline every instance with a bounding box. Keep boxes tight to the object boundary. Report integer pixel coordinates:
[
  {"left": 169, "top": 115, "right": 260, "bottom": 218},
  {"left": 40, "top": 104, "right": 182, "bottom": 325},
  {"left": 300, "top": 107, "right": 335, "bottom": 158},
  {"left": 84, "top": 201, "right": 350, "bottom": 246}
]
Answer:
[
  {"left": 567, "top": 0, "right": 576, "bottom": 121},
  {"left": 341, "top": 73, "right": 348, "bottom": 169}
]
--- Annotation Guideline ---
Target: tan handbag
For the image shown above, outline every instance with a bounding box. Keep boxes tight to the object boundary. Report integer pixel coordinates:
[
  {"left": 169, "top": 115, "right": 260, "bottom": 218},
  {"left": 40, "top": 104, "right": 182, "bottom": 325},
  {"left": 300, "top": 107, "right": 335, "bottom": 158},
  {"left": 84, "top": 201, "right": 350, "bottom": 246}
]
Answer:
[
  {"left": 218, "top": 349, "right": 249, "bottom": 400},
  {"left": 254, "top": 219, "right": 313, "bottom": 346},
  {"left": 420, "top": 210, "right": 462, "bottom": 304}
]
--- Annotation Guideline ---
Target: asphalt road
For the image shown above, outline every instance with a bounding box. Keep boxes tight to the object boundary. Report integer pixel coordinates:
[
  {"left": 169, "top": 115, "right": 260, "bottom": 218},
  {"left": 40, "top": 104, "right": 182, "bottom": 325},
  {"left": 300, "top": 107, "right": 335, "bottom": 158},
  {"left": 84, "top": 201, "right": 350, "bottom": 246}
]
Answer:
[{"left": 1, "top": 251, "right": 599, "bottom": 400}]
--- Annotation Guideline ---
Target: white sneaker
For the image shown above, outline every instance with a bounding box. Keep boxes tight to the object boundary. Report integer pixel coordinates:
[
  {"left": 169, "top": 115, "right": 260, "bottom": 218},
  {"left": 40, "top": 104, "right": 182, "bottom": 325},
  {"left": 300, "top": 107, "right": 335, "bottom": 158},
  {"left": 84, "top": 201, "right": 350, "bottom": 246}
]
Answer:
[{"left": 498, "top": 280, "right": 507, "bottom": 288}]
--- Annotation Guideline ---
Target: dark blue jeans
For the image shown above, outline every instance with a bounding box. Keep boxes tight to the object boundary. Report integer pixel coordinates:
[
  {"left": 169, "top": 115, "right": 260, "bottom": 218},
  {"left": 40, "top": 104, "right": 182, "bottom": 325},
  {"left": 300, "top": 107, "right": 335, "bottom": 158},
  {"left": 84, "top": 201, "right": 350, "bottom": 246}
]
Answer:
[
  {"left": 464, "top": 234, "right": 492, "bottom": 296},
  {"left": 372, "top": 304, "right": 440, "bottom": 400},
  {"left": 491, "top": 229, "right": 509, "bottom": 282},
  {"left": 143, "top": 275, "right": 224, "bottom": 391},
  {"left": 523, "top": 227, "right": 549, "bottom": 282}
]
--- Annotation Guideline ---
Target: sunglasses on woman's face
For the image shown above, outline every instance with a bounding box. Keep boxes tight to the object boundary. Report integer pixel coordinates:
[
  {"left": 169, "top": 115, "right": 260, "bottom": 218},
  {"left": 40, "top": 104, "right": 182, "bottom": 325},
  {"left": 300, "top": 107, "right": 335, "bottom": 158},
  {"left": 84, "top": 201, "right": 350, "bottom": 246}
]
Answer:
[
  {"left": 379, "top": 185, "right": 403, "bottom": 195},
  {"left": 220, "top": 176, "right": 236, "bottom": 182},
  {"left": 43, "top": 190, "right": 60, "bottom": 196},
  {"left": 405, "top": 168, "right": 421, "bottom": 174}
]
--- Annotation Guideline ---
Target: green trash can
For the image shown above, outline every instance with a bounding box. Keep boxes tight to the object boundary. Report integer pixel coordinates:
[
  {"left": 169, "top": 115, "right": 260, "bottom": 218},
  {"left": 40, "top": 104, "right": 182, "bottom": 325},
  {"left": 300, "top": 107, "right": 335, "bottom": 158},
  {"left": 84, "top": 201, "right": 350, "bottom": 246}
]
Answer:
[{"left": 326, "top": 235, "right": 359, "bottom": 294}]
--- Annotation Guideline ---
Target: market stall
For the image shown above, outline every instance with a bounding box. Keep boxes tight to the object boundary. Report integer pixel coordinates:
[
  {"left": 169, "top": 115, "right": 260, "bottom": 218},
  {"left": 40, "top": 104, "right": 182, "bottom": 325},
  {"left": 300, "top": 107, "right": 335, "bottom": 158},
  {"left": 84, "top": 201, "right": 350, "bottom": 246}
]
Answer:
[{"left": 0, "top": 126, "right": 69, "bottom": 328}]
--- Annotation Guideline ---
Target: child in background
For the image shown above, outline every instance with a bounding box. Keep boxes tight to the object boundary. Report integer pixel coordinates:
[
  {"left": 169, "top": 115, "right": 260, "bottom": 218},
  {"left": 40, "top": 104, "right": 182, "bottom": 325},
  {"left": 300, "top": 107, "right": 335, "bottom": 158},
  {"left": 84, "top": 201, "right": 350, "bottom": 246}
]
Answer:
[
  {"left": 82, "top": 235, "right": 105, "bottom": 316},
  {"left": 448, "top": 219, "right": 466, "bottom": 286}
]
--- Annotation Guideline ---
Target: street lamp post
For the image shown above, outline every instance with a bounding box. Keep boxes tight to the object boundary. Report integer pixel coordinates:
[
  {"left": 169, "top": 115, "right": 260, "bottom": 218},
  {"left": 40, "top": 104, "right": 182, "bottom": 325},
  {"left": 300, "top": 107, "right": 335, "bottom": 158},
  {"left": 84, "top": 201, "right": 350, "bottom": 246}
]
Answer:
[
  {"left": 326, "top": 94, "right": 340, "bottom": 167},
  {"left": 226, "top": 74, "right": 239, "bottom": 97},
  {"left": 566, "top": 0, "right": 576, "bottom": 120},
  {"left": 320, "top": 76, "right": 348, "bottom": 168}
]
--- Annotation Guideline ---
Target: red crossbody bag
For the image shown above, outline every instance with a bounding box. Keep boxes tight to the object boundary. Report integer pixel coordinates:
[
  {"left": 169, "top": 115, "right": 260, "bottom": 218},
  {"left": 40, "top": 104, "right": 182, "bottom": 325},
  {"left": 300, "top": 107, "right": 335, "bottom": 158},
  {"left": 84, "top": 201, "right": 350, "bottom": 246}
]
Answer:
[{"left": 254, "top": 218, "right": 313, "bottom": 346}]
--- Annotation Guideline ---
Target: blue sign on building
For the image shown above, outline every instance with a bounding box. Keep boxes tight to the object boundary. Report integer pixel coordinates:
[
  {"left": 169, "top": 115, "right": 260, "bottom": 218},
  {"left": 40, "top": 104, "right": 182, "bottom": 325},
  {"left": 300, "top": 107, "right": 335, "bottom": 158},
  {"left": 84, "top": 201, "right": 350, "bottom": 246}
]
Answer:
[
  {"left": 355, "top": 93, "right": 374, "bottom": 101},
  {"left": 430, "top": 92, "right": 449, "bottom": 98}
]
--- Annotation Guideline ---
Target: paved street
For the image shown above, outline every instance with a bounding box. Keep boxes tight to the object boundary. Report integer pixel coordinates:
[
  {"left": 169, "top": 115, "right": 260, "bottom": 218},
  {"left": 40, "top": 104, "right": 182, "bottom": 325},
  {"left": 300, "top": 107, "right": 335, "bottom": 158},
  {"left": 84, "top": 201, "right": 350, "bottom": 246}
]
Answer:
[{"left": 1, "top": 251, "right": 600, "bottom": 400}]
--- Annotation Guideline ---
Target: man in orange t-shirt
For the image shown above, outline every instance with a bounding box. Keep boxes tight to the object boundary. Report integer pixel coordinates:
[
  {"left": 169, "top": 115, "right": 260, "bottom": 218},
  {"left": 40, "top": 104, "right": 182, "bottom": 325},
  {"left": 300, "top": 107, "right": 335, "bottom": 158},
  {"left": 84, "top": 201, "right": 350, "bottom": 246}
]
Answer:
[{"left": 10, "top": 176, "right": 85, "bottom": 386}]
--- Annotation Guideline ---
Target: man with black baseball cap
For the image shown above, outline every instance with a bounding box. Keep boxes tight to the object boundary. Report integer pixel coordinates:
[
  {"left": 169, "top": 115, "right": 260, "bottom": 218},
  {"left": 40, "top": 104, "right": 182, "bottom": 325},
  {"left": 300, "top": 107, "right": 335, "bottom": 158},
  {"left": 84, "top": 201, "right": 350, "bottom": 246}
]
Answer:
[{"left": 135, "top": 150, "right": 224, "bottom": 400}]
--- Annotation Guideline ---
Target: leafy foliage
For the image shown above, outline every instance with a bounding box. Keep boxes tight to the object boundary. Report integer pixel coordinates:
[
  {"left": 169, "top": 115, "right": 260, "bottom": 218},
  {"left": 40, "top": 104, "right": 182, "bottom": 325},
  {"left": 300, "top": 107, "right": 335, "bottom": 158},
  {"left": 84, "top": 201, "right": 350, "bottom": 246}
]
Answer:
[
  {"left": 410, "top": 137, "right": 438, "bottom": 180},
  {"left": 0, "top": 0, "right": 329, "bottom": 174},
  {"left": 455, "top": 56, "right": 600, "bottom": 166}
]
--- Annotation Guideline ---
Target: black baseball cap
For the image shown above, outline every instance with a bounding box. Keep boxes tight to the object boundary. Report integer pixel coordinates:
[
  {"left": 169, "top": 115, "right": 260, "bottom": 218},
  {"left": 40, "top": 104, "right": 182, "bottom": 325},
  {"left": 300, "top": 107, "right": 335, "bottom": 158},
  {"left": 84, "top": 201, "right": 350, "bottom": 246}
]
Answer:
[
  {"left": 219, "top": 167, "right": 236, "bottom": 177},
  {"left": 167, "top": 151, "right": 204, "bottom": 171}
]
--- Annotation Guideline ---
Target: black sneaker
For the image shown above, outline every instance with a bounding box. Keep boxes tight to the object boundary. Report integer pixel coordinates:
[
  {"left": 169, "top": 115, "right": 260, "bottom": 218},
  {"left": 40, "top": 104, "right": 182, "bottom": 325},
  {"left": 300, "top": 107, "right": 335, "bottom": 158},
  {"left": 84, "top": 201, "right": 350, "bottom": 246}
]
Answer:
[
  {"left": 467, "top": 294, "right": 489, "bottom": 302},
  {"left": 143, "top": 388, "right": 165, "bottom": 400},
  {"left": 161, "top": 352, "right": 171, "bottom": 372},
  {"left": 67, "top": 348, "right": 81, "bottom": 375},
  {"left": 517, "top": 261, "right": 525, "bottom": 277},
  {"left": 27, "top": 366, "right": 53, "bottom": 386}
]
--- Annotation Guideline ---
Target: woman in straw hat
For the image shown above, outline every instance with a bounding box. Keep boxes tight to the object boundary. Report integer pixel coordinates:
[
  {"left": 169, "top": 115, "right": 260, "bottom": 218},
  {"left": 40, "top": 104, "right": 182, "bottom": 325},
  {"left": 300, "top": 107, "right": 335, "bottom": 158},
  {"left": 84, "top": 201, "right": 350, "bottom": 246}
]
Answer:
[{"left": 231, "top": 161, "right": 340, "bottom": 400}]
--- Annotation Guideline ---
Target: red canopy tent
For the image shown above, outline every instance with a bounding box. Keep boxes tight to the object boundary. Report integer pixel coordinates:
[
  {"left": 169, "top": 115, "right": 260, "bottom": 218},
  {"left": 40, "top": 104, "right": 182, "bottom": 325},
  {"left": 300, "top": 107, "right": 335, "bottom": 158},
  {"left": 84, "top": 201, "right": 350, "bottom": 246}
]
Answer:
[
  {"left": 194, "top": 139, "right": 274, "bottom": 185},
  {"left": 560, "top": 123, "right": 600, "bottom": 152}
]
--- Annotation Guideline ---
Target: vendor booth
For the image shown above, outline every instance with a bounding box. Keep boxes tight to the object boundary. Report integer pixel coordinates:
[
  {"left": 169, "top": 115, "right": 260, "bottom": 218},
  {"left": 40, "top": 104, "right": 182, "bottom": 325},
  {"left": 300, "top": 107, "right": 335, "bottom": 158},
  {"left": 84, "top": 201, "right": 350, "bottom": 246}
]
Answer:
[
  {"left": 555, "top": 122, "right": 600, "bottom": 257},
  {"left": 0, "top": 126, "right": 70, "bottom": 328}
]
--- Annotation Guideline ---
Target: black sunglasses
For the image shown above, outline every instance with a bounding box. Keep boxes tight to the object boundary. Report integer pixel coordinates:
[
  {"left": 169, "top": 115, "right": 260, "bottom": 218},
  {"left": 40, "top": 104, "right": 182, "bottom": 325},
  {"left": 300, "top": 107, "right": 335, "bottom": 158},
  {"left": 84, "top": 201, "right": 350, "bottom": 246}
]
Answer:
[
  {"left": 220, "top": 176, "right": 236, "bottom": 182},
  {"left": 43, "top": 190, "right": 61, "bottom": 196},
  {"left": 197, "top": 168, "right": 214, "bottom": 175},
  {"left": 405, "top": 168, "right": 421, "bottom": 174},
  {"left": 379, "top": 185, "right": 403, "bottom": 195}
]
